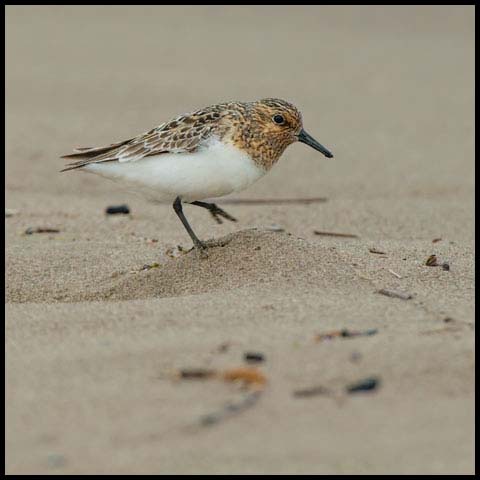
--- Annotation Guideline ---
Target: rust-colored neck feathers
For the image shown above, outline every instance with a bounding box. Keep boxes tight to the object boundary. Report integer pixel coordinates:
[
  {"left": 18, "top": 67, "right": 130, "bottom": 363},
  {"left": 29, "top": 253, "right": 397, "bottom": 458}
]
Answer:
[{"left": 216, "top": 98, "right": 303, "bottom": 170}]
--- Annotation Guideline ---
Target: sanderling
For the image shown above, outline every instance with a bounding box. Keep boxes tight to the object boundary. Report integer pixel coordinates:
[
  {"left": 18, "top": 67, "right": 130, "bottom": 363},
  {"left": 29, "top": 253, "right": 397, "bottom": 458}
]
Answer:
[{"left": 61, "top": 98, "right": 333, "bottom": 250}]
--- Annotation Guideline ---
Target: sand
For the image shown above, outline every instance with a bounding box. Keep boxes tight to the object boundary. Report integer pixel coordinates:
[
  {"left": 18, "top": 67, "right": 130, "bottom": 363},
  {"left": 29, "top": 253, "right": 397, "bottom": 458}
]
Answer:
[{"left": 5, "top": 5, "right": 474, "bottom": 474}]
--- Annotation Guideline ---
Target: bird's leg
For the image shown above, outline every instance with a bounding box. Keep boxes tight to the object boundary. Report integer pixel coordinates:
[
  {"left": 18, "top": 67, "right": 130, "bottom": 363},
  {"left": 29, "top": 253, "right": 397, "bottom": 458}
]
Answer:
[
  {"left": 172, "top": 197, "right": 206, "bottom": 250},
  {"left": 190, "top": 201, "right": 237, "bottom": 224}
]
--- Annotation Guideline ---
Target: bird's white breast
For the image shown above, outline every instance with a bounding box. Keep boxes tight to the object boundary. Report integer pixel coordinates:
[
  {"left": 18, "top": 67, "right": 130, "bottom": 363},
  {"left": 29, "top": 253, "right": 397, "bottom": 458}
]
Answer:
[{"left": 84, "top": 138, "right": 266, "bottom": 203}]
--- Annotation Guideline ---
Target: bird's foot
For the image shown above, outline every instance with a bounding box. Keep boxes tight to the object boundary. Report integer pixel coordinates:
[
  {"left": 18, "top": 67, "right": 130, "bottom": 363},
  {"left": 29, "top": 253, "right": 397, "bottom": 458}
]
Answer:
[
  {"left": 208, "top": 204, "right": 238, "bottom": 224},
  {"left": 190, "top": 236, "right": 233, "bottom": 258}
]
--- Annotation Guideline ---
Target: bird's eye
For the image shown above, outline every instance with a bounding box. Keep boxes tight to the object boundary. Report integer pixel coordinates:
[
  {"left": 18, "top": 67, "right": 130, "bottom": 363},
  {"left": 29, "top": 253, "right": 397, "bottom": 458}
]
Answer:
[{"left": 273, "top": 114, "right": 285, "bottom": 125}]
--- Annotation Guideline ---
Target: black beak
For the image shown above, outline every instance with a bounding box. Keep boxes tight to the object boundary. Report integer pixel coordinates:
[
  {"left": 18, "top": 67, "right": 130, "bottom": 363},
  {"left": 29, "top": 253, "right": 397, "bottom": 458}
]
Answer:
[{"left": 298, "top": 129, "right": 333, "bottom": 158}]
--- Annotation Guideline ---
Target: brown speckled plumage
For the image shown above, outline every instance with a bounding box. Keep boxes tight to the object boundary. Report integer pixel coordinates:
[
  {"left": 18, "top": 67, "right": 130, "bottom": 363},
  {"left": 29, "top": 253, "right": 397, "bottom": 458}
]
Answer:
[
  {"left": 228, "top": 99, "right": 303, "bottom": 169},
  {"left": 60, "top": 98, "right": 333, "bottom": 250},
  {"left": 61, "top": 98, "right": 304, "bottom": 171}
]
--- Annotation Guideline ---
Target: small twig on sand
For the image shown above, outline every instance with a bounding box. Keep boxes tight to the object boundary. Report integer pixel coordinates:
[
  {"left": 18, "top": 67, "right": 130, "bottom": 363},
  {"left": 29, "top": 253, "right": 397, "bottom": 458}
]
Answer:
[
  {"left": 293, "top": 376, "right": 381, "bottom": 399},
  {"left": 293, "top": 385, "right": 333, "bottom": 398},
  {"left": 315, "top": 328, "right": 378, "bottom": 342},
  {"left": 420, "top": 326, "right": 462, "bottom": 335},
  {"left": 313, "top": 230, "right": 359, "bottom": 238},
  {"left": 24, "top": 227, "right": 60, "bottom": 235},
  {"left": 220, "top": 197, "right": 327, "bottom": 205},
  {"left": 178, "top": 369, "right": 216, "bottom": 379},
  {"left": 387, "top": 269, "right": 402, "bottom": 279},
  {"left": 377, "top": 288, "right": 413, "bottom": 300},
  {"left": 199, "top": 390, "right": 262, "bottom": 427}
]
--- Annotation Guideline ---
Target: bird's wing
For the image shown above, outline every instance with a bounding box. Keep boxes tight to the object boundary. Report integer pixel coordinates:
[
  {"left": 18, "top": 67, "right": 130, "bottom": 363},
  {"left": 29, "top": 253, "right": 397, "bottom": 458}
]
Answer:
[{"left": 60, "top": 106, "right": 226, "bottom": 172}]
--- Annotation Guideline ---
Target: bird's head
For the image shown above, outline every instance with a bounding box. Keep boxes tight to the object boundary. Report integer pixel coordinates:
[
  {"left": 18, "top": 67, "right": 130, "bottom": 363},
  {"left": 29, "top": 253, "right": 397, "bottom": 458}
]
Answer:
[{"left": 237, "top": 98, "right": 333, "bottom": 169}]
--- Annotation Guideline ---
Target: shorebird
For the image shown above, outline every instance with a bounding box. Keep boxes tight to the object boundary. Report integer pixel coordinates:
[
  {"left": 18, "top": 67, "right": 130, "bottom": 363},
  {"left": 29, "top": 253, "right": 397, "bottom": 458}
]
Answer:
[{"left": 61, "top": 98, "right": 333, "bottom": 250}]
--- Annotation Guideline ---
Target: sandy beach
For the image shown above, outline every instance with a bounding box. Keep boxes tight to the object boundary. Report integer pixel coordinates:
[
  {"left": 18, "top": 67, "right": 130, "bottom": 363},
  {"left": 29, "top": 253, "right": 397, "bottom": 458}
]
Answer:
[{"left": 6, "top": 6, "right": 474, "bottom": 474}]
